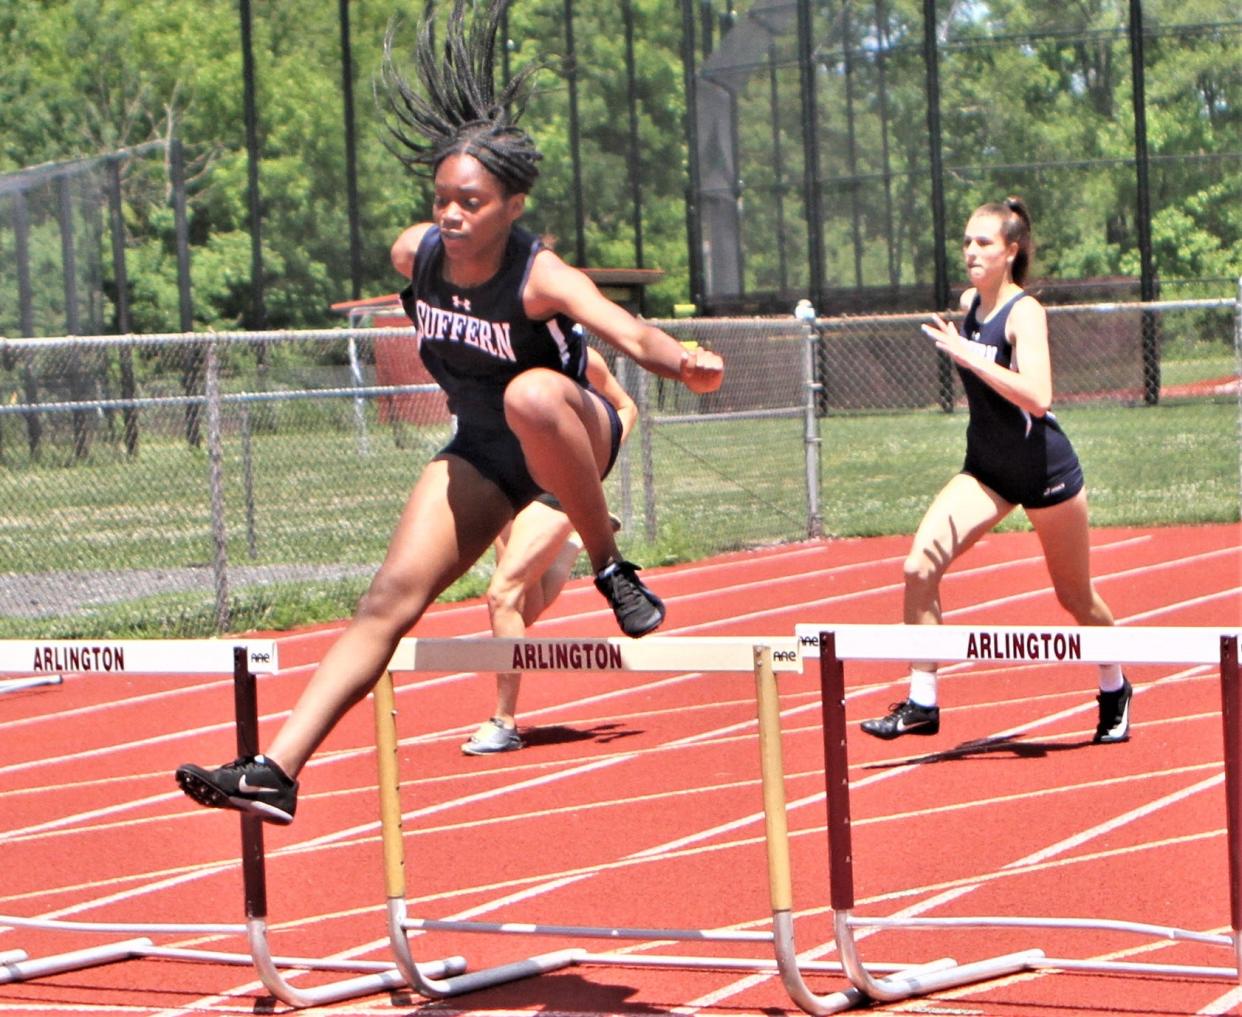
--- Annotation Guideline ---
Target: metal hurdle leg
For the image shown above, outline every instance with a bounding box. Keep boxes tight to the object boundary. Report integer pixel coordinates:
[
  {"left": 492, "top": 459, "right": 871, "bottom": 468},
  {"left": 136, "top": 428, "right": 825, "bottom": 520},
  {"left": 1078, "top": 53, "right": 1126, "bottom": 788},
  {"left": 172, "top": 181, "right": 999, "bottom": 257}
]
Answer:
[
  {"left": 753, "top": 643, "right": 871, "bottom": 1014},
  {"left": 375, "top": 636, "right": 970, "bottom": 1008},
  {"left": 1219, "top": 634, "right": 1242, "bottom": 982},
  {"left": 374, "top": 669, "right": 584, "bottom": 999},
  {"left": 793, "top": 623, "right": 1242, "bottom": 995},
  {"left": 231, "top": 650, "right": 467, "bottom": 1007},
  {"left": 0, "top": 639, "right": 466, "bottom": 1004},
  {"left": 814, "top": 631, "right": 1044, "bottom": 1006},
  {"left": 754, "top": 642, "right": 987, "bottom": 1014}
]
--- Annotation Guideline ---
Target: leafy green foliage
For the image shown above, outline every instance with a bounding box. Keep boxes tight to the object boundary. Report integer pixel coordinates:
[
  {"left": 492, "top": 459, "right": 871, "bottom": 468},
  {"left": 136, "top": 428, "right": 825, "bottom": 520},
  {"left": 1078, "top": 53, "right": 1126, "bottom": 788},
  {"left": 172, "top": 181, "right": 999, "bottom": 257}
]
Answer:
[{"left": 2, "top": 0, "right": 1237, "bottom": 335}]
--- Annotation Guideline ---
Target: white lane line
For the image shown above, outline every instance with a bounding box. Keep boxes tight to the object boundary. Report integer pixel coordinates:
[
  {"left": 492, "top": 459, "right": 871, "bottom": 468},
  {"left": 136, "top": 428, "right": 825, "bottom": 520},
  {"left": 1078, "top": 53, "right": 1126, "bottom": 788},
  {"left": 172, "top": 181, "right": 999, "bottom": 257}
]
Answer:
[{"left": 1004, "top": 772, "right": 1224, "bottom": 869}]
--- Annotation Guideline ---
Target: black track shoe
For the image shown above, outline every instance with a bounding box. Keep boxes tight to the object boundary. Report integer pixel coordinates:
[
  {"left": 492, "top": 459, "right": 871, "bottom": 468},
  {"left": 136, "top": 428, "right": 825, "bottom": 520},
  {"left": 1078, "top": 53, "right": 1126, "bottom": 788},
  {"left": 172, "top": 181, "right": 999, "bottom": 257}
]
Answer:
[
  {"left": 176, "top": 754, "right": 298, "bottom": 825},
  {"left": 860, "top": 700, "right": 941, "bottom": 740},
  {"left": 594, "top": 559, "right": 665, "bottom": 638},
  {"left": 1093, "top": 677, "right": 1132, "bottom": 744}
]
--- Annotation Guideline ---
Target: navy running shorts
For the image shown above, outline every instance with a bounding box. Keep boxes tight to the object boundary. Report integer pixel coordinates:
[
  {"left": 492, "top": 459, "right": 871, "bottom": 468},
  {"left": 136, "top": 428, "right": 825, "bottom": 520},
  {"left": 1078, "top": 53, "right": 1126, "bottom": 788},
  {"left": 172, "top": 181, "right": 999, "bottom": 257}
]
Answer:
[{"left": 439, "top": 388, "right": 622, "bottom": 511}]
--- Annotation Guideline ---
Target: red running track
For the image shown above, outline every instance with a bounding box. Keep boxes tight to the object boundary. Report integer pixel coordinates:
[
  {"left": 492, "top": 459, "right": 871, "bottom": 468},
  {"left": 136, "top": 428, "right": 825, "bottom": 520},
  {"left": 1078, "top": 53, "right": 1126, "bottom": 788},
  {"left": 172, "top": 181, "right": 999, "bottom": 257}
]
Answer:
[{"left": 0, "top": 522, "right": 1239, "bottom": 1017}]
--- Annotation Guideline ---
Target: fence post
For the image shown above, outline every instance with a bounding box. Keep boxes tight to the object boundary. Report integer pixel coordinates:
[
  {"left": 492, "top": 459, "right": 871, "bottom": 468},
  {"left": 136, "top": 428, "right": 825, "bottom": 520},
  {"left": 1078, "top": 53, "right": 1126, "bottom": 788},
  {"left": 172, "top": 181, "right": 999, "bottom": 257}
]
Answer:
[
  {"left": 346, "top": 325, "right": 371, "bottom": 458},
  {"left": 241, "top": 403, "right": 257, "bottom": 560},
  {"left": 796, "top": 300, "right": 823, "bottom": 538},
  {"left": 205, "top": 340, "right": 231, "bottom": 633},
  {"left": 106, "top": 158, "right": 139, "bottom": 459},
  {"left": 12, "top": 192, "right": 43, "bottom": 459},
  {"left": 615, "top": 355, "right": 634, "bottom": 531},
  {"left": 1235, "top": 279, "right": 1241, "bottom": 494},
  {"left": 638, "top": 363, "right": 656, "bottom": 543}
]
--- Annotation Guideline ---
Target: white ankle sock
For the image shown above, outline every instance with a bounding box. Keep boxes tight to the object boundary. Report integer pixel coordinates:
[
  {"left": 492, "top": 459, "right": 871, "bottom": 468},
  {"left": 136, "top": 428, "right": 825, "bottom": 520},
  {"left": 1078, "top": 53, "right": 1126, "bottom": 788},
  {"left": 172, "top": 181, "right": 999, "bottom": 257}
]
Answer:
[
  {"left": 1098, "top": 664, "right": 1125, "bottom": 693},
  {"left": 908, "top": 668, "right": 938, "bottom": 708}
]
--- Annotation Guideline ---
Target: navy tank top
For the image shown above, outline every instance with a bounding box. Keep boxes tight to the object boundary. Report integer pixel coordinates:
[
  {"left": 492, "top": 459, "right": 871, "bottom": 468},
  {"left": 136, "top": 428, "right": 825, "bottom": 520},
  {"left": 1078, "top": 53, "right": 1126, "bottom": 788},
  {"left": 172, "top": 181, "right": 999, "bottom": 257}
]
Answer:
[
  {"left": 959, "top": 290, "right": 1065, "bottom": 450},
  {"left": 958, "top": 291, "right": 1082, "bottom": 507},
  {"left": 398, "top": 225, "right": 588, "bottom": 429}
]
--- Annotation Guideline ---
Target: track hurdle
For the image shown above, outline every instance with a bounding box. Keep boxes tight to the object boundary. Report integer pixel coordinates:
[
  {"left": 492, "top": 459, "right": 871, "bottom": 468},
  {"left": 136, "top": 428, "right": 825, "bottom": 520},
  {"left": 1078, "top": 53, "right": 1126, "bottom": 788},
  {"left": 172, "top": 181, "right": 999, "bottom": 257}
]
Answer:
[
  {"left": 367, "top": 633, "right": 998, "bottom": 1013},
  {"left": 372, "top": 634, "right": 957, "bottom": 1012},
  {"left": 0, "top": 638, "right": 464, "bottom": 1009},
  {"left": 789, "top": 623, "right": 1242, "bottom": 1011}
]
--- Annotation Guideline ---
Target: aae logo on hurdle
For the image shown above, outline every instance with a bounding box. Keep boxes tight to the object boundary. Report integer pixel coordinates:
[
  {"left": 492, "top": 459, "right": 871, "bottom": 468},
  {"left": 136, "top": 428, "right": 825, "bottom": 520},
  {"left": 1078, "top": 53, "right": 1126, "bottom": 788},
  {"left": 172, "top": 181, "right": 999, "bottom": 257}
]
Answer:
[{"left": 1, "top": 639, "right": 281, "bottom": 675}]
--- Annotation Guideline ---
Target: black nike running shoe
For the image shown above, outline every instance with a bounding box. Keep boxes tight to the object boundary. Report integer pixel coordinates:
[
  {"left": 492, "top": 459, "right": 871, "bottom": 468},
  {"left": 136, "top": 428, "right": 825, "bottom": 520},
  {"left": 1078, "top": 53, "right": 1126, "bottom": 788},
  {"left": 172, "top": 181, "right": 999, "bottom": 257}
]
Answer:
[
  {"left": 594, "top": 559, "right": 665, "bottom": 638},
  {"left": 175, "top": 754, "right": 298, "bottom": 825},
  {"left": 1093, "top": 677, "right": 1132, "bottom": 744},
  {"left": 860, "top": 700, "right": 941, "bottom": 740}
]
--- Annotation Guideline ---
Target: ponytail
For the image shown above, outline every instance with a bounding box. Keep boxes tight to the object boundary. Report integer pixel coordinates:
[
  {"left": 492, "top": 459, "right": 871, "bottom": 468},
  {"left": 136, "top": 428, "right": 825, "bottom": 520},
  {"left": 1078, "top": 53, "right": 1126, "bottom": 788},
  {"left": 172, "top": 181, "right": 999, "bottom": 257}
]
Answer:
[{"left": 974, "top": 197, "right": 1034, "bottom": 285}]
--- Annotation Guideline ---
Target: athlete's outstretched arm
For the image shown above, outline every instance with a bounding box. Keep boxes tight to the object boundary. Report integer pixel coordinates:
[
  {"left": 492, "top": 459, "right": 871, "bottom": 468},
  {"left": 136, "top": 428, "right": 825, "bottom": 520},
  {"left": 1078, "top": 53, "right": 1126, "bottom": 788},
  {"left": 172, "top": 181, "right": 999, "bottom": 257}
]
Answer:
[{"left": 524, "top": 251, "right": 723, "bottom": 395}]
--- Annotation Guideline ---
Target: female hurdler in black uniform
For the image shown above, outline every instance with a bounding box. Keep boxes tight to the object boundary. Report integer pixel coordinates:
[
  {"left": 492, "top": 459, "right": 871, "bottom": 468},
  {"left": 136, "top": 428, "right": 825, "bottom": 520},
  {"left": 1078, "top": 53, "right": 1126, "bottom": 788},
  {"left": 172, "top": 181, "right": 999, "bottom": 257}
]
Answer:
[
  {"left": 861, "top": 198, "right": 1130, "bottom": 746},
  {"left": 175, "top": 0, "right": 723, "bottom": 825}
]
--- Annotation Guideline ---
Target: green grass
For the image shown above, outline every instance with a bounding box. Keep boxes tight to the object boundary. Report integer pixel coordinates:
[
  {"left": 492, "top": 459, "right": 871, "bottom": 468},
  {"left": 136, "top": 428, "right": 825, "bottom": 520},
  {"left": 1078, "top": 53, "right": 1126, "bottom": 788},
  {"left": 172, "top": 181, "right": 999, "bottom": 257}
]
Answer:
[
  {"left": 1158, "top": 351, "right": 1236, "bottom": 389},
  {"left": 0, "top": 393, "right": 1235, "bottom": 638},
  {"left": 817, "top": 398, "right": 1239, "bottom": 535}
]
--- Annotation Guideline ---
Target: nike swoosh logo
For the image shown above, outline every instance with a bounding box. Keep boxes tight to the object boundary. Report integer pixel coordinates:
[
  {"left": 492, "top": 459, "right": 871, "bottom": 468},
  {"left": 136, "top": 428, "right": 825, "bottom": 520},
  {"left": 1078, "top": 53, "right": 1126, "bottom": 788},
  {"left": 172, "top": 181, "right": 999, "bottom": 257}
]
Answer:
[{"left": 238, "top": 777, "right": 280, "bottom": 795}]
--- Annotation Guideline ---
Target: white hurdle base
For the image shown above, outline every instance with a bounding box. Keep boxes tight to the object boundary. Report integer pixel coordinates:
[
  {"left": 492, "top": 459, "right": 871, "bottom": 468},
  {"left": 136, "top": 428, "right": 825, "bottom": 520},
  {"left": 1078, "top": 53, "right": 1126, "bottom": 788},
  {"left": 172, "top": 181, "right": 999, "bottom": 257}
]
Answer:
[
  {"left": 0, "top": 922, "right": 465, "bottom": 991},
  {"left": 0, "top": 674, "right": 62, "bottom": 695},
  {"left": 0, "top": 938, "right": 155, "bottom": 984}
]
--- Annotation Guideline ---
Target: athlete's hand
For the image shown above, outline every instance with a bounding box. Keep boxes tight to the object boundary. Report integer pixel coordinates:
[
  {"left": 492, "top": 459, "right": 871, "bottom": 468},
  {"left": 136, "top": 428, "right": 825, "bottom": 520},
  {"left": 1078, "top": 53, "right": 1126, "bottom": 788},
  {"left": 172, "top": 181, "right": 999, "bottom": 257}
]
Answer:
[
  {"left": 922, "top": 314, "right": 979, "bottom": 369},
  {"left": 678, "top": 343, "right": 724, "bottom": 394}
]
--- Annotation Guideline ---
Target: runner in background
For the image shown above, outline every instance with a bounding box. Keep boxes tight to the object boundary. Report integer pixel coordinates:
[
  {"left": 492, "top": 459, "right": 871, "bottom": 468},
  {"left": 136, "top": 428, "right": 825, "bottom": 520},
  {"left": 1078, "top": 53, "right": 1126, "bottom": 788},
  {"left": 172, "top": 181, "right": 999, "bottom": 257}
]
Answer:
[
  {"left": 465, "top": 345, "right": 637, "bottom": 755},
  {"left": 861, "top": 197, "right": 1129, "bottom": 745}
]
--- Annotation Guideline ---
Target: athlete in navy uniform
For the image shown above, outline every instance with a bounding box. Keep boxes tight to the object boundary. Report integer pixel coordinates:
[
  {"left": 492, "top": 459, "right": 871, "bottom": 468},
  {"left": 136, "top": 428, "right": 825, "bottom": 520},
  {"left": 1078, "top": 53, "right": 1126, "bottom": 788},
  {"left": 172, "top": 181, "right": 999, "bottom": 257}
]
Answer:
[
  {"left": 174, "top": 0, "right": 723, "bottom": 826},
  {"left": 861, "top": 197, "right": 1130, "bottom": 745}
]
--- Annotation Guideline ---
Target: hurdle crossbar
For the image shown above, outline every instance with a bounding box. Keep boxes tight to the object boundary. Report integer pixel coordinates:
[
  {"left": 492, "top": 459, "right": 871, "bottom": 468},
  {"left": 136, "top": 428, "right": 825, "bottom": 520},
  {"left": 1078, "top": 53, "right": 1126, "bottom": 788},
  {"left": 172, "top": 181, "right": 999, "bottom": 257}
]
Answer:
[
  {"left": 386, "top": 634, "right": 804, "bottom": 675},
  {"left": 792, "top": 622, "right": 1242, "bottom": 1009},
  {"left": 0, "top": 638, "right": 465, "bottom": 1009}
]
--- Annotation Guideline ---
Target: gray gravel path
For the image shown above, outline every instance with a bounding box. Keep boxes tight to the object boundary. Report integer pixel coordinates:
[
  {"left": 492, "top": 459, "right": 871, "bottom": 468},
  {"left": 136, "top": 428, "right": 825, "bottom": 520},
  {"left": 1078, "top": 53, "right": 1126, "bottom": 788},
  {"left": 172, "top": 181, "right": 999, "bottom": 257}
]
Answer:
[{"left": 0, "top": 564, "right": 375, "bottom": 619}]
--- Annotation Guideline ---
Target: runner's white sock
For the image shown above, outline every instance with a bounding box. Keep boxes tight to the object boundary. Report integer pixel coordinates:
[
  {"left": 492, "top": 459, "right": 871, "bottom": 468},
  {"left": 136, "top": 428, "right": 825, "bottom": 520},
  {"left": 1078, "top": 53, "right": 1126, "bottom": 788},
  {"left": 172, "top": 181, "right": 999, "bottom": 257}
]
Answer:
[
  {"left": 1097, "top": 663, "right": 1125, "bottom": 692},
  {"left": 908, "top": 668, "right": 938, "bottom": 708}
]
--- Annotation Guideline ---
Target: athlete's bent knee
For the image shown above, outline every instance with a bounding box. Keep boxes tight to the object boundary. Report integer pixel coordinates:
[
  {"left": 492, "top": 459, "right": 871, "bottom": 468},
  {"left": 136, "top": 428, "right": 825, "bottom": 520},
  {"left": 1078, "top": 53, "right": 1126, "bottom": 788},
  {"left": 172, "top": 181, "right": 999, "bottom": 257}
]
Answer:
[
  {"left": 1053, "top": 585, "right": 1098, "bottom": 622},
  {"left": 903, "top": 548, "right": 942, "bottom": 592},
  {"left": 356, "top": 568, "right": 429, "bottom": 630},
  {"left": 503, "top": 370, "right": 563, "bottom": 431},
  {"left": 486, "top": 577, "right": 524, "bottom": 621}
]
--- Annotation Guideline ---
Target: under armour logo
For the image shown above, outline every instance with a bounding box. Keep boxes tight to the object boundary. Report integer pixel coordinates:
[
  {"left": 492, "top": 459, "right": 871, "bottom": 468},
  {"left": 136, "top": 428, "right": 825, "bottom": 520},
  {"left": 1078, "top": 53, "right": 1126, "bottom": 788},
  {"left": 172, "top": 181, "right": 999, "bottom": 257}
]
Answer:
[{"left": 451, "top": 295, "right": 471, "bottom": 312}]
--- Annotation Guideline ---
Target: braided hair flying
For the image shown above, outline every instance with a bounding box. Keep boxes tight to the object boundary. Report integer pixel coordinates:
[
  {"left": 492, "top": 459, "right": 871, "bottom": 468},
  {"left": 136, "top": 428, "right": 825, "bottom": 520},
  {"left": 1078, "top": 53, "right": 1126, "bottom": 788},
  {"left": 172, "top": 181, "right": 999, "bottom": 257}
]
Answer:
[{"left": 378, "top": 0, "right": 544, "bottom": 195}]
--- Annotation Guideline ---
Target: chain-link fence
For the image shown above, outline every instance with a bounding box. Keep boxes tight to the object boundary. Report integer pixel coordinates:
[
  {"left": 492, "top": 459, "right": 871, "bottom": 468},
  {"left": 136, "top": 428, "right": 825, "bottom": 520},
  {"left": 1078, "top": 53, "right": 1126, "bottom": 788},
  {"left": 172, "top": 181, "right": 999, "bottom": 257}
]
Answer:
[
  {"left": 0, "top": 293, "right": 1237, "bottom": 637},
  {"left": 0, "top": 144, "right": 185, "bottom": 342}
]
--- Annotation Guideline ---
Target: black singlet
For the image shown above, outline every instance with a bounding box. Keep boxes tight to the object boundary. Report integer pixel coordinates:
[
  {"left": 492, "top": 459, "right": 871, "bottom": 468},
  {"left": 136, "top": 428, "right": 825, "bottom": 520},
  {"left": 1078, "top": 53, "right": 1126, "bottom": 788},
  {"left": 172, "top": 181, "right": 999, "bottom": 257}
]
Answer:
[
  {"left": 957, "top": 291, "right": 1083, "bottom": 509},
  {"left": 398, "top": 226, "right": 620, "bottom": 509}
]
